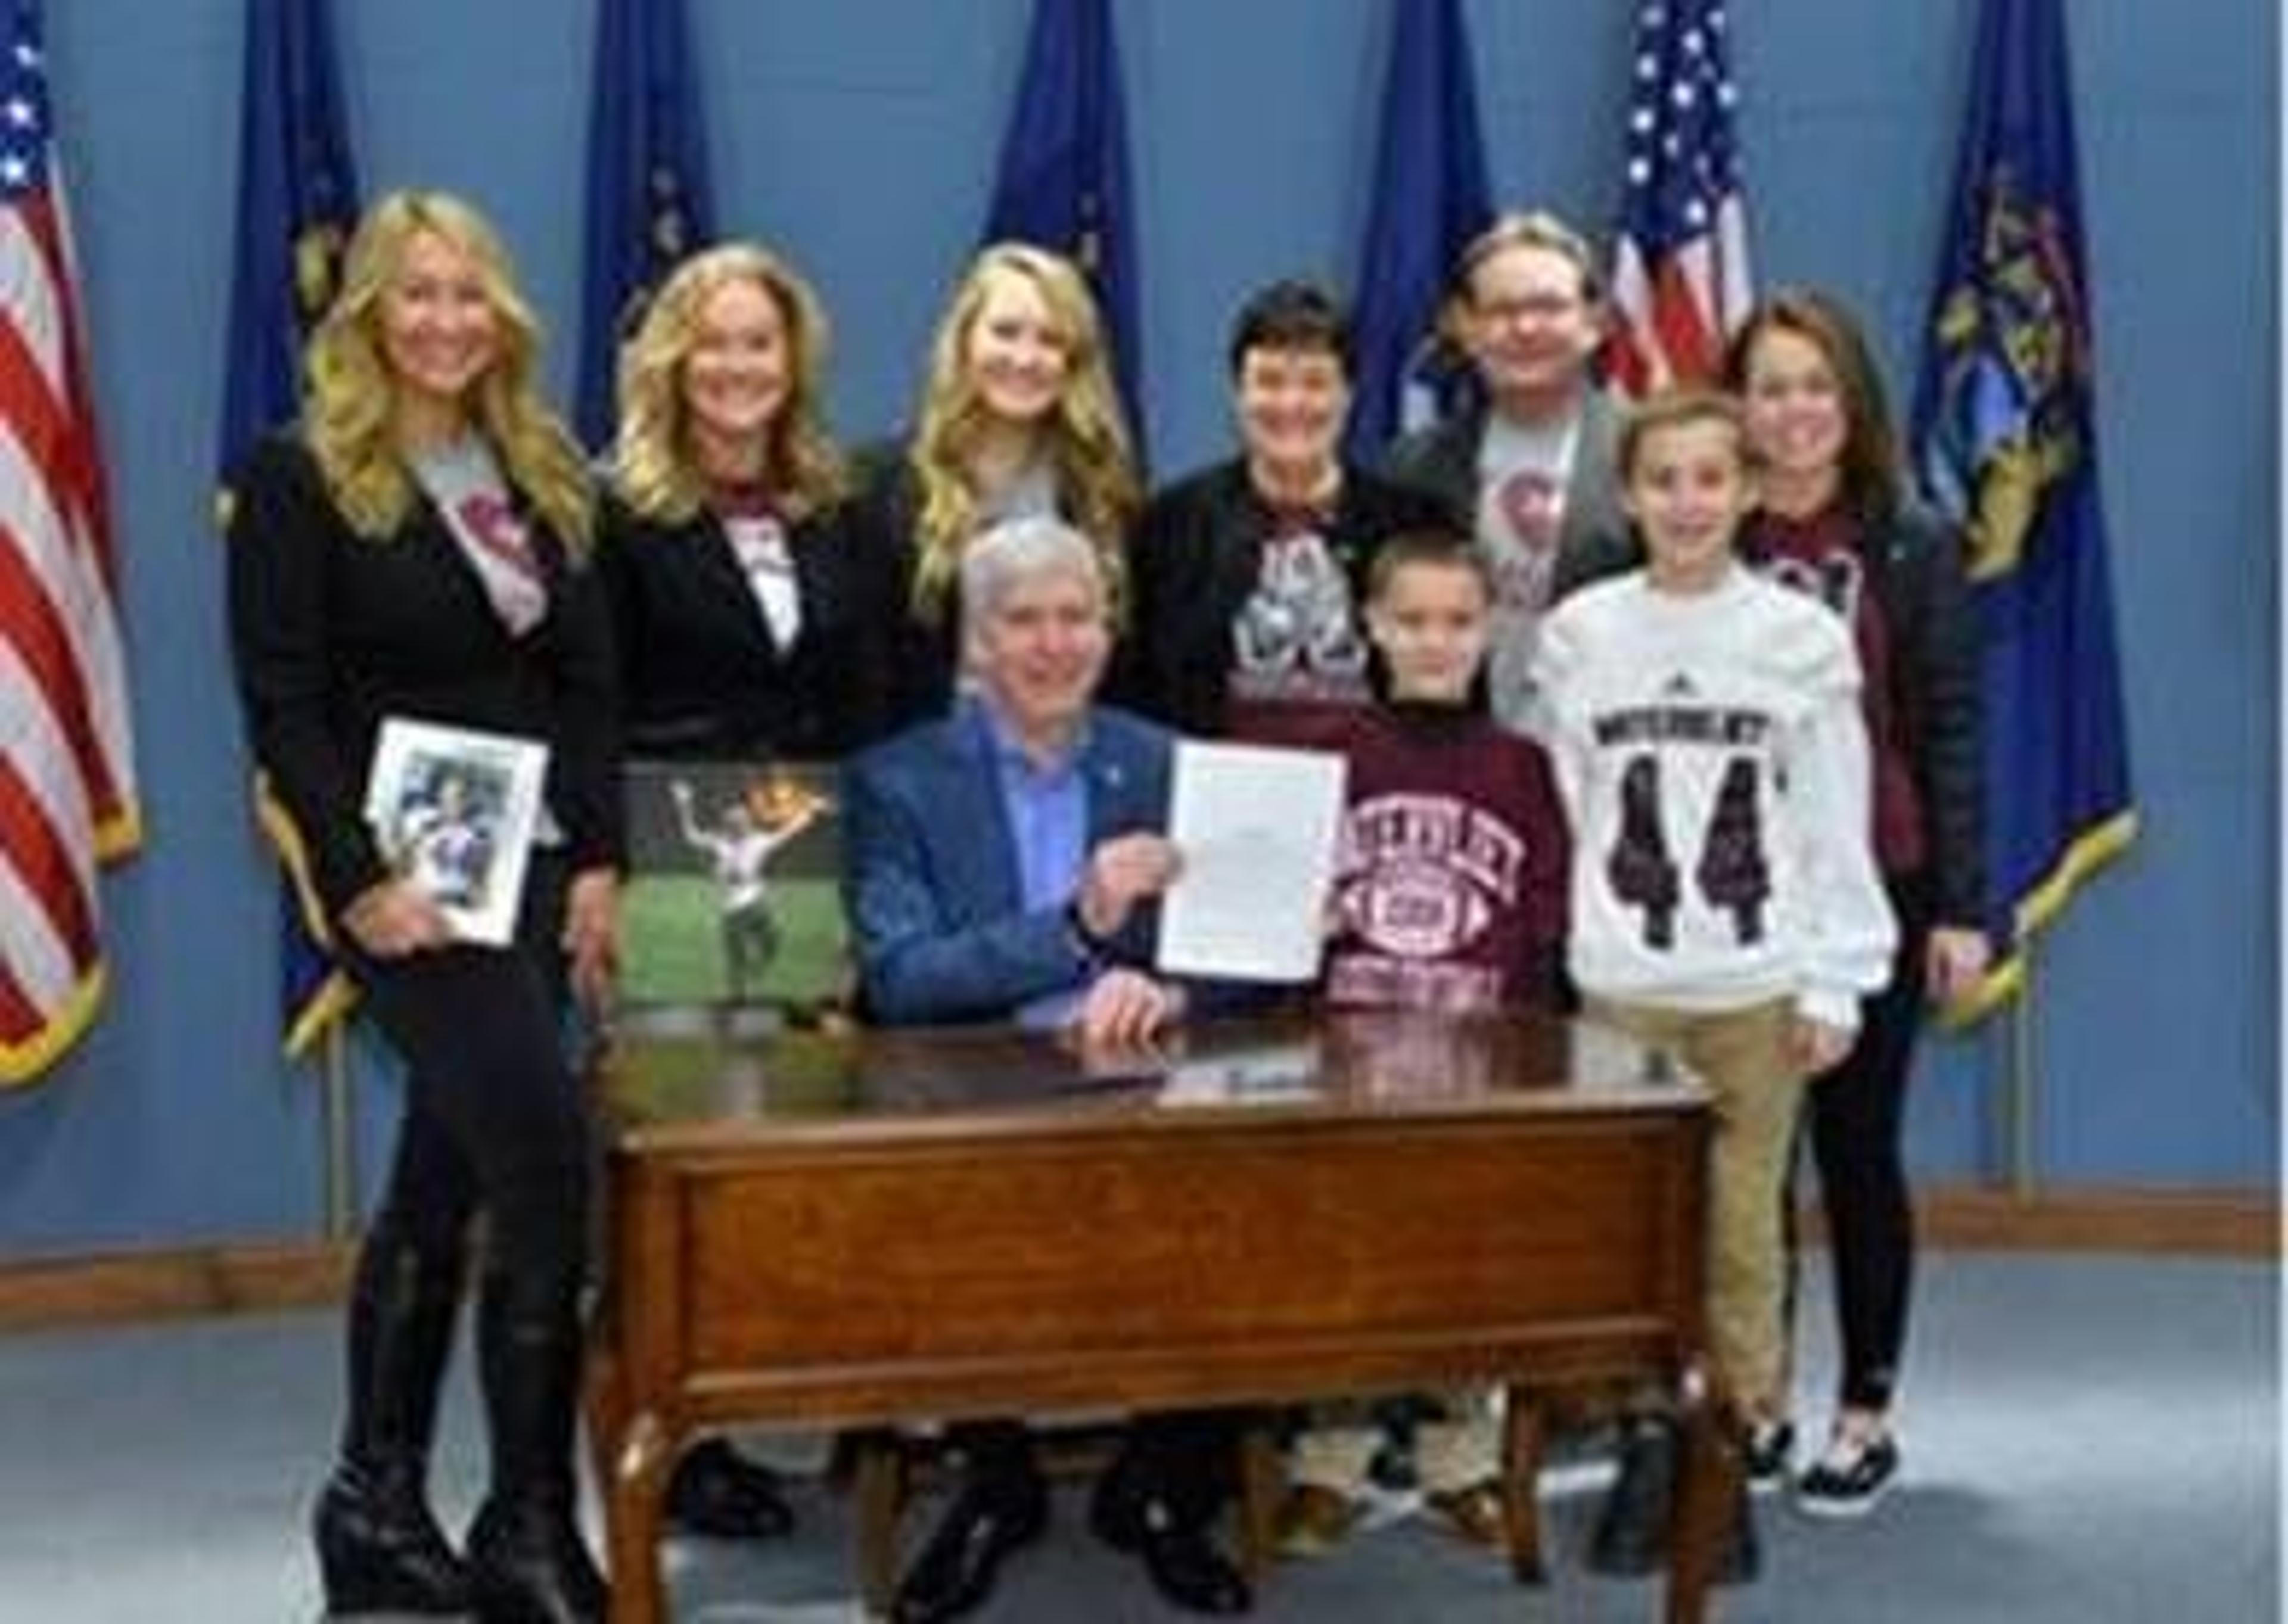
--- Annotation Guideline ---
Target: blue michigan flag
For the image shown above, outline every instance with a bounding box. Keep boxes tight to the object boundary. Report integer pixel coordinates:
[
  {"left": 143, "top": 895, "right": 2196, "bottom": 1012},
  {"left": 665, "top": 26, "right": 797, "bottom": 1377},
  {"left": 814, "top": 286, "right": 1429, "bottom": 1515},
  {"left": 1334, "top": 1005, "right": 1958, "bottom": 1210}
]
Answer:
[
  {"left": 1911, "top": 0, "right": 2136, "bottom": 1014},
  {"left": 983, "top": 0, "right": 1146, "bottom": 461},
  {"left": 1345, "top": 0, "right": 1491, "bottom": 460},
  {"left": 576, "top": 0, "right": 715, "bottom": 450},
  {"left": 217, "top": 0, "right": 362, "bottom": 1058}
]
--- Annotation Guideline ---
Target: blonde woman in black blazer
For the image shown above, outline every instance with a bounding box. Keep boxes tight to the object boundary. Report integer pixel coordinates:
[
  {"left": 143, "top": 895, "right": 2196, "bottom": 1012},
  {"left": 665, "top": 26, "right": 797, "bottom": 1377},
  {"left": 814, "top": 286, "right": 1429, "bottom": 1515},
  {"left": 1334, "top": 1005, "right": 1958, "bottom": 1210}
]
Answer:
[
  {"left": 850, "top": 242, "right": 1141, "bottom": 729},
  {"left": 226, "top": 191, "right": 617, "bottom": 1624},
  {"left": 597, "top": 242, "right": 896, "bottom": 1540},
  {"left": 601, "top": 242, "right": 894, "bottom": 764}
]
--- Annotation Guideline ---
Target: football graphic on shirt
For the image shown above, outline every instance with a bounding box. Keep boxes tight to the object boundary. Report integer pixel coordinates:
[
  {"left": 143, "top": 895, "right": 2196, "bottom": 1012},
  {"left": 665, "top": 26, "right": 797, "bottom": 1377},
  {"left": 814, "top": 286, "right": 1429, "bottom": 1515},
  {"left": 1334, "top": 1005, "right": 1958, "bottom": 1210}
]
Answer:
[
  {"left": 1348, "top": 857, "right": 1493, "bottom": 958},
  {"left": 1336, "top": 792, "right": 1524, "bottom": 957}
]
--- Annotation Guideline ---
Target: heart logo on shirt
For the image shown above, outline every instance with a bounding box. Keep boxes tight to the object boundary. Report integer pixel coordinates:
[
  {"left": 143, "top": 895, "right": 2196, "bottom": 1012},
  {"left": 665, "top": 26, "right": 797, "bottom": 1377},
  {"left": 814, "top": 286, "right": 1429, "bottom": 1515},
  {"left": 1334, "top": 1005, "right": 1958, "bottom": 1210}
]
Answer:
[{"left": 1494, "top": 469, "right": 1562, "bottom": 552}]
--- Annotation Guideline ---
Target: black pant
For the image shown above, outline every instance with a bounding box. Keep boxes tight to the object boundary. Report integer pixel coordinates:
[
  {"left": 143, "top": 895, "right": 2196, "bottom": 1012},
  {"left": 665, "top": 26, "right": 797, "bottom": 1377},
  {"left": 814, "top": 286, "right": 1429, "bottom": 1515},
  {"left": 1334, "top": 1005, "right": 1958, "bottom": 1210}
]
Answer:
[
  {"left": 946, "top": 1413, "right": 1238, "bottom": 1532},
  {"left": 1788, "top": 870, "right": 1933, "bottom": 1414},
  {"left": 344, "top": 854, "right": 594, "bottom": 1491}
]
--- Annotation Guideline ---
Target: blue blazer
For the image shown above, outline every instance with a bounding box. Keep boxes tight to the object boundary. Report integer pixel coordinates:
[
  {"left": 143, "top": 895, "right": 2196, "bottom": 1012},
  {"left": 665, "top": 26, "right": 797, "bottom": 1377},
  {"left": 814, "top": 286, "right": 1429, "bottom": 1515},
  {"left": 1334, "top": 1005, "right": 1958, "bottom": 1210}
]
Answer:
[{"left": 843, "top": 702, "right": 1174, "bottom": 1025}]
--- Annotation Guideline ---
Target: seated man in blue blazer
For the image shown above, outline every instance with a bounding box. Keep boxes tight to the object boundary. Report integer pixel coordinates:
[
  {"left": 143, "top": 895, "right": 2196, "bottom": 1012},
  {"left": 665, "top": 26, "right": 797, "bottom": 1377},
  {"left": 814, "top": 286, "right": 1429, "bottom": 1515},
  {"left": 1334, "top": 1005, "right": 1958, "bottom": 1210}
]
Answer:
[{"left": 845, "top": 517, "right": 1251, "bottom": 1622}]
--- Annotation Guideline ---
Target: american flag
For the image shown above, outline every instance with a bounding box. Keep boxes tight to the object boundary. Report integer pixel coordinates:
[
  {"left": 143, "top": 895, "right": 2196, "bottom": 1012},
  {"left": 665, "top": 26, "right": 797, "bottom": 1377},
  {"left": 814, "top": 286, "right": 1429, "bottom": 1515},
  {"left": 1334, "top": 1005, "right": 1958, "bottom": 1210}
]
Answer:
[
  {"left": 0, "top": 0, "right": 138, "bottom": 1085},
  {"left": 1606, "top": 0, "right": 1754, "bottom": 395}
]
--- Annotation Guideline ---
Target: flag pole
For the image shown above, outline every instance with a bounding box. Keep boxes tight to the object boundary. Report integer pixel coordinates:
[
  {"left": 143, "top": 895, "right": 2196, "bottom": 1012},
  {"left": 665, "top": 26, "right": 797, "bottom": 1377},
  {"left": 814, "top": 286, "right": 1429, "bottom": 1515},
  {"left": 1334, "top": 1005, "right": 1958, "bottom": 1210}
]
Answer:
[
  {"left": 1996, "top": 953, "right": 2040, "bottom": 1202},
  {"left": 318, "top": 1021, "right": 358, "bottom": 1238},
  {"left": 2010, "top": 956, "right": 2039, "bottom": 1201}
]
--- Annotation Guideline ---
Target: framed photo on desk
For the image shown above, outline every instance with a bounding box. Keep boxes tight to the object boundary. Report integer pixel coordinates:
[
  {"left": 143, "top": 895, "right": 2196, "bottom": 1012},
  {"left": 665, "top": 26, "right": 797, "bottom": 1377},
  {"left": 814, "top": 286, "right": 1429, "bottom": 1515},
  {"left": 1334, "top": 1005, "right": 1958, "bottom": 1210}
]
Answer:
[{"left": 618, "top": 760, "right": 849, "bottom": 1021}]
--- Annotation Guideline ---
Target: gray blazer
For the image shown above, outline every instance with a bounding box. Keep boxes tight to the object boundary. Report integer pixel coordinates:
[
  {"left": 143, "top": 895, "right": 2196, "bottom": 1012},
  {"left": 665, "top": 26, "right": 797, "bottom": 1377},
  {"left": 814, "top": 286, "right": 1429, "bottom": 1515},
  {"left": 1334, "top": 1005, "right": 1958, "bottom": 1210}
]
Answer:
[{"left": 1381, "top": 385, "right": 1637, "bottom": 595}]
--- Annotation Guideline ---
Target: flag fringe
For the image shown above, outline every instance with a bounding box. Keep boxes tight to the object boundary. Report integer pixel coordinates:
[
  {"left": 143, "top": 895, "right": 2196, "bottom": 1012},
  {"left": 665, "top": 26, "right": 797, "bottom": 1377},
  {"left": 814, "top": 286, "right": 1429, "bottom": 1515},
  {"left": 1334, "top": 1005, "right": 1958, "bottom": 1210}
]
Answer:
[
  {"left": 284, "top": 973, "right": 359, "bottom": 1063},
  {"left": 251, "top": 772, "right": 359, "bottom": 1056},
  {"left": 0, "top": 961, "right": 106, "bottom": 1087},
  {"left": 1939, "top": 810, "right": 2138, "bottom": 1028},
  {"left": 92, "top": 804, "right": 142, "bottom": 864}
]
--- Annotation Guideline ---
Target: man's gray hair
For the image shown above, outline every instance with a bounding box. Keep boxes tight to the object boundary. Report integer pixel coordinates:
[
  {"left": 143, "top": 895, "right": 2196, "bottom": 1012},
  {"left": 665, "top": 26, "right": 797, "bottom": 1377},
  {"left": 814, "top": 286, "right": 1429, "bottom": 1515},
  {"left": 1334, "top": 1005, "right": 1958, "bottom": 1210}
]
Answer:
[{"left": 958, "top": 516, "right": 1108, "bottom": 661}]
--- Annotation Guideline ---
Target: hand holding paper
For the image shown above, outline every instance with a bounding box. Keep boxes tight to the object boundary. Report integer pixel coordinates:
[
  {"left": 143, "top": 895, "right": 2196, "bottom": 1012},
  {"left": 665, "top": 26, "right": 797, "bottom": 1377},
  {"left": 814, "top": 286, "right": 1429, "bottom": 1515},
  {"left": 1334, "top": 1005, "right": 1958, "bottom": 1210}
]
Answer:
[{"left": 1077, "top": 831, "right": 1183, "bottom": 941}]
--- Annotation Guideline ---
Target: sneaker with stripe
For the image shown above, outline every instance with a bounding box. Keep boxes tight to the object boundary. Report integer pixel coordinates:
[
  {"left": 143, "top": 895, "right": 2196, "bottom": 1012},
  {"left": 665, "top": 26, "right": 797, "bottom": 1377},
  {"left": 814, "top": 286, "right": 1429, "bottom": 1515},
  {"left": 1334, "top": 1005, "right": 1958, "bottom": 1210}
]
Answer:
[
  {"left": 1743, "top": 1419, "right": 1794, "bottom": 1494},
  {"left": 1795, "top": 1430, "right": 1901, "bottom": 1517}
]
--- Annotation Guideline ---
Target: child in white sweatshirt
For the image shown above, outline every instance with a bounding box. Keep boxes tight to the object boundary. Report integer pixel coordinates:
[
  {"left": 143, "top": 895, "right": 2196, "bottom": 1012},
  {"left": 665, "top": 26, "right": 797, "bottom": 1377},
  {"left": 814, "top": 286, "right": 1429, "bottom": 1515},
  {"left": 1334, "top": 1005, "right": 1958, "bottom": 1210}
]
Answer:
[{"left": 1534, "top": 389, "right": 1895, "bottom": 1575}]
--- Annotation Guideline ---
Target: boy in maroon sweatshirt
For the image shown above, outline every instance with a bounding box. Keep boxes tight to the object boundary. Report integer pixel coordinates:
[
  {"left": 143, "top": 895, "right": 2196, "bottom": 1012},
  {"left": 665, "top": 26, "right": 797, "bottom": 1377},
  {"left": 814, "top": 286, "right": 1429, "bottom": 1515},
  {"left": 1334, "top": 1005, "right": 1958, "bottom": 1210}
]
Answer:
[
  {"left": 1320, "top": 533, "right": 1569, "bottom": 1013},
  {"left": 1278, "top": 530, "right": 1569, "bottom": 1557}
]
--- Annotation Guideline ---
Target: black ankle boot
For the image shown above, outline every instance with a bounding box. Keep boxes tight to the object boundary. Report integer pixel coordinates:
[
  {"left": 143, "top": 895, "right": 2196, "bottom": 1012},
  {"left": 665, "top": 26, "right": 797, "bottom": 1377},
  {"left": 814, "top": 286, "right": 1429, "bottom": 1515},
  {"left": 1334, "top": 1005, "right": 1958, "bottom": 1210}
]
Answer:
[
  {"left": 317, "top": 1239, "right": 471, "bottom": 1616},
  {"left": 314, "top": 1458, "right": 472, "bottom": 1616},
  {"left": 1587, "top": 1416, "right": 1675, "bottom": 1577},
  {"left": 468, "top": 1279, "right": 608, "bottom": 1624},
  {"left": 467, "top": 1491, "right": 608, "bottom": 1624},
  {"left": 1715, "top": 1478, "right": 1761, "bottom": 1586}
]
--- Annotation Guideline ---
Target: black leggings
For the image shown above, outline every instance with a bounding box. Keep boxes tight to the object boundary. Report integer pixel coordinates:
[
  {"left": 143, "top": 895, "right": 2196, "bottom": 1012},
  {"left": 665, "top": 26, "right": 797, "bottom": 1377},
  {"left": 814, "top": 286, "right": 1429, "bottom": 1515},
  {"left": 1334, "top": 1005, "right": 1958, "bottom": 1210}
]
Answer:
[
  {"left": 1791, "top": 872, "right": 1932, "bottom": 1415},
  {"left": 350, "top": 856, "right": 592, "bottom": 1325}
]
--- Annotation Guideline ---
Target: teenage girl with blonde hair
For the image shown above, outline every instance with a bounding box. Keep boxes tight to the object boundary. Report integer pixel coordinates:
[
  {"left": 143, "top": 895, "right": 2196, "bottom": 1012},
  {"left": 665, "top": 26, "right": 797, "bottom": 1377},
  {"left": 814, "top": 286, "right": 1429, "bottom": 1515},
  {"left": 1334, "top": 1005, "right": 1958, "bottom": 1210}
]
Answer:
[{"left": 854, "top": 241, "right": 1140, "bottom": 726}]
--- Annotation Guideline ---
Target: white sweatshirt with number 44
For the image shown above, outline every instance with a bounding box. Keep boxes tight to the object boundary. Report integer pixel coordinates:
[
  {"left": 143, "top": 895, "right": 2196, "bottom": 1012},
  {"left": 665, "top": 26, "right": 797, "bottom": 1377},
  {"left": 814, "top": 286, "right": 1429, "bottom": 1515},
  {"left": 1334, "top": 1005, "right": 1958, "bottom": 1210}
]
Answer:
[{"left": 1532, "top": 564, "right": 1897, "bottom": 1032}]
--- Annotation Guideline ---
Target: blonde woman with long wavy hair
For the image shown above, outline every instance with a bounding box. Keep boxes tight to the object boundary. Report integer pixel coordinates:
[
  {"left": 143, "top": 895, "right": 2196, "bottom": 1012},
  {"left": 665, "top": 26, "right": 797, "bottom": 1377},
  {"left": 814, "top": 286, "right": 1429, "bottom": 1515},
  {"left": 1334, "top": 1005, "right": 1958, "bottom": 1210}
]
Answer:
[
  {"left": 601, "top": 242, "right": 893, "bottom": 767},
  {"left": 224, "top": 188, "right": 615, "bottom": 1622},
  {"left": 304, "top": 190, "right": 591, "bottom": 553},
  {"left": 855, "top": 241, "right": 1140, "bottom": 726}
]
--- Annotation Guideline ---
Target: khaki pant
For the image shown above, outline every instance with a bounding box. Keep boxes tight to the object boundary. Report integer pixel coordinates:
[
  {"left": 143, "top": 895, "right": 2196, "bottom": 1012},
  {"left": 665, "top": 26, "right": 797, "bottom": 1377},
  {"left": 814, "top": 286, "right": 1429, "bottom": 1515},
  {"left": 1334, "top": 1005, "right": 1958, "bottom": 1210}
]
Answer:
[
  {"left": 1289, "top": 1388, "right": 1502, "bottom": 1497},
  {"left": 1587, "top": 995, "right": 1807, "bottom": 1419}
]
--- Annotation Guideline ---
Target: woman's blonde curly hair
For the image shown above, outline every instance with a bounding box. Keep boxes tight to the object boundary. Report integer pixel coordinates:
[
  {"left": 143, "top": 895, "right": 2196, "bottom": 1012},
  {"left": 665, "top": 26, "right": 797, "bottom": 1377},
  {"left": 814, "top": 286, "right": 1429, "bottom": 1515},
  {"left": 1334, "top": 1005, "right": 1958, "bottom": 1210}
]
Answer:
[
  {"left": 611, "top": 242, "right": 846, "bottom": 524},
  {"left": 303, "top": 190, "right": 592, "bottom": 552},
  {"left": 906, "top": 242, "right": 1137, "bottom": 623}
]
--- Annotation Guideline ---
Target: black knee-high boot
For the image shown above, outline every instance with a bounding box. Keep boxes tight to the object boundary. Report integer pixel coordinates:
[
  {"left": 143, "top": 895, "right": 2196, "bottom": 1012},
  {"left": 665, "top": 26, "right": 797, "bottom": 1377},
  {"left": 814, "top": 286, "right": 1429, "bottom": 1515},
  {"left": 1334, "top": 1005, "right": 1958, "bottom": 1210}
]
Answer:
[
  {"left": 465, "top": 1278, "right": 608, "bottom": 1624},
  {"left": 314, "top": 1239, "right": 474, "bottom": 1617}
]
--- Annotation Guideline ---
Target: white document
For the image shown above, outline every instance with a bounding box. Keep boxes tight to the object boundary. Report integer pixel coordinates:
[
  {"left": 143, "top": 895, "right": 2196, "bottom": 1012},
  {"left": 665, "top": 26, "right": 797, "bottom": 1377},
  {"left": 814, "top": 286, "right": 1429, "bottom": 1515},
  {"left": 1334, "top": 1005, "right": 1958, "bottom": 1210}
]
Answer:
[
  {"left": 1157, "top": 739, "right": 1345, "bottom": 983},
  {"left": 364, "top": 717, "right": 549, "bottom": 948}
]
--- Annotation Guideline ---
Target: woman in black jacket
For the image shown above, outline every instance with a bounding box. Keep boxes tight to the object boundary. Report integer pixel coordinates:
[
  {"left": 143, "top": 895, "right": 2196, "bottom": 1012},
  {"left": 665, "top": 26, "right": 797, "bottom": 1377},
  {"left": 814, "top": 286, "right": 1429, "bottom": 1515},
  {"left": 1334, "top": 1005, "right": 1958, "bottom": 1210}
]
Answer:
[
  {"left": 1113, "top": 278, "right": 1448, "bottom": 742},
  {"left": 1727, "top": 287, "right": 1991, "bottom": 1514},
  {"left": 226, "top": 191, "right": 616, "bottom": 1622},
  {"left": 849, "top": 242, "right": 1140, "bottom": 730},
  {"left": 598, "top": 241, "right": 892, "bottom": 1539},
  {"left": 601, "top": 241, "right": 891, "bottom": 763}
]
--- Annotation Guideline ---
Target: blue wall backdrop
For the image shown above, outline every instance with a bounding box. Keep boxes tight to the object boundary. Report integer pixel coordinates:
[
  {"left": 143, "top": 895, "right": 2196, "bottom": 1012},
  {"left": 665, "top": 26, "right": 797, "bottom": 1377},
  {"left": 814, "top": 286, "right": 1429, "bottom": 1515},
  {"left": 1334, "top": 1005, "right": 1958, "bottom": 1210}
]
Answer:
[{"left": 0, "top": 0, "right": 2274, "bottom": 1252}]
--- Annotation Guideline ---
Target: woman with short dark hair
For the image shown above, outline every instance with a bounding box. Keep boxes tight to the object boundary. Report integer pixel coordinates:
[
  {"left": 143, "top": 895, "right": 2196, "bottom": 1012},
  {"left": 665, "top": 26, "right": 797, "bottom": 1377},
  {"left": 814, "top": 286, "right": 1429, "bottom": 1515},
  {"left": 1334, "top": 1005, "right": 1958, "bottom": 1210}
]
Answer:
[{"left": 1114, "top": 278, "right": 1446, "bottom": 741}]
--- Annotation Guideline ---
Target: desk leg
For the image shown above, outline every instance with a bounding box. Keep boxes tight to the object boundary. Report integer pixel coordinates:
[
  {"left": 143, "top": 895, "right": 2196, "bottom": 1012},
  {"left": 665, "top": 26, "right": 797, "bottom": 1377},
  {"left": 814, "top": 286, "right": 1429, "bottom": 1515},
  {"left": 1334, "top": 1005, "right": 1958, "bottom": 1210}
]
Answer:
[
  {"left": 1664, "top": 1368, "right": 1729, "bottom": 1624},
  {"left": 1498, "top": 1385, "right": 1547, "bottom": 1584},
  {"left": 1236, "top": 1424, "right": 1282, "bottom": 1586},
  {"left": 851, "top": 1430, "right": 909, "bottom": 1618},
  {"left": 587, "top": 1338, "right": 672, "bottom": 1624},
  {"left": 604, "top": 1409, "right": 671, "bottom": 1624}
]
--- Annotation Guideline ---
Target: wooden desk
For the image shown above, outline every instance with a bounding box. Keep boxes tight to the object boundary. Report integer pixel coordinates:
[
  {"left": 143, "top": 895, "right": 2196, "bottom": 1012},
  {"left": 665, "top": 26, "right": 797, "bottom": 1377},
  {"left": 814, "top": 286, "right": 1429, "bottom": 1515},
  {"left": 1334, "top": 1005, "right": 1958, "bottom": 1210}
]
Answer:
[{"left": 587, "top": 1011, "right": 1731, "bottom": 1623}]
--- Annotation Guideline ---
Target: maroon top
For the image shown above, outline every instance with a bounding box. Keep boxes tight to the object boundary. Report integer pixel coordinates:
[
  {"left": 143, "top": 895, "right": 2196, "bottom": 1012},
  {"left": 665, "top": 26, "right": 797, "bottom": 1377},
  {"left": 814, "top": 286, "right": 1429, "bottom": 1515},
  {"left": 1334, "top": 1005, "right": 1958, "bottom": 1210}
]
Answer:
[
  {"left": 1744, "top": 506, "right": 1926, "bottom": 877},
  {"left": 1291, "top": 704, "right": 1569, "bottom": 1015}
]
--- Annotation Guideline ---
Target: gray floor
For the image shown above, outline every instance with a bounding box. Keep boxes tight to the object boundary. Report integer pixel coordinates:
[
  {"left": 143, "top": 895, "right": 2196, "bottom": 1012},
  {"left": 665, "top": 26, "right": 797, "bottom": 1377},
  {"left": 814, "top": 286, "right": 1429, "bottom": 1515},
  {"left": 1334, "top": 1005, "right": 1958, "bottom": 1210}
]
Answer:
[{"left": 0, "top": 1253, "right": 2275, "bottom": 1623}]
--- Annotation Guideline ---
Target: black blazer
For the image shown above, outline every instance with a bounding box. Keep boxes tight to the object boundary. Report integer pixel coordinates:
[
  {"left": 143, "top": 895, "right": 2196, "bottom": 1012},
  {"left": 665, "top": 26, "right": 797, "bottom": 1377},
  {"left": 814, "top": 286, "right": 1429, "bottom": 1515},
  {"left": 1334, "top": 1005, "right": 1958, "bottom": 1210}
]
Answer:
[
  {"left": 1381, "top": 388, "right": 1639, "bottom": 594},
  {"left": 1111, "top": 457, "right": 1450, "bottom": 733},
  {"left": 1860, "top": 505, "right": 1987, "bottom": 928},
  {"left": 1736, "top": 501, "right": 1985, "bottom": 930},
  {"left": 596, "top": 489, "right": 895, "bottom": 761},
  {"left": 225, "top": 433, "right": 623, "bottom": 920},
  {"left": 844, "top": 440, "right": 1126, "bottom": 733},
  {"left": 844, "top": 444, "right": 963, "bottom": 732}
]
